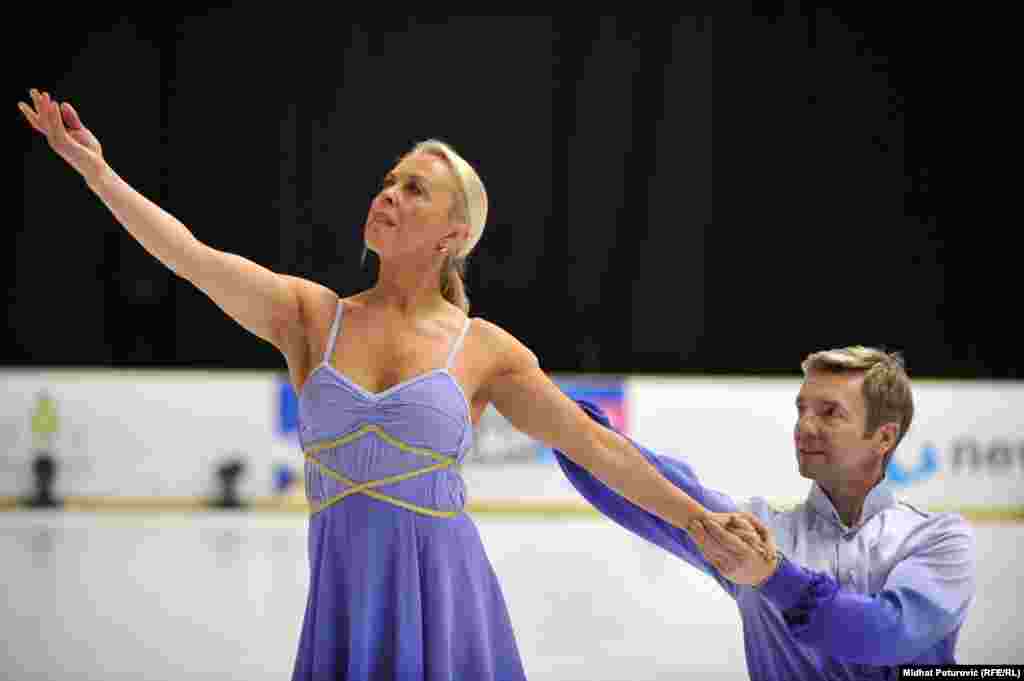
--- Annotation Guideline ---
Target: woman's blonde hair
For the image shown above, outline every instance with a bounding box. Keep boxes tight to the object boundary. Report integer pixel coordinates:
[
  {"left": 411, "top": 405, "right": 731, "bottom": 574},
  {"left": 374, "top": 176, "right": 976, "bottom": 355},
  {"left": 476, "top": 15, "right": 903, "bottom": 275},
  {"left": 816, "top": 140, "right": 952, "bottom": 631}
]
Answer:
[{"left": 407, "top": 139, "right": 489, "bottom": 314}]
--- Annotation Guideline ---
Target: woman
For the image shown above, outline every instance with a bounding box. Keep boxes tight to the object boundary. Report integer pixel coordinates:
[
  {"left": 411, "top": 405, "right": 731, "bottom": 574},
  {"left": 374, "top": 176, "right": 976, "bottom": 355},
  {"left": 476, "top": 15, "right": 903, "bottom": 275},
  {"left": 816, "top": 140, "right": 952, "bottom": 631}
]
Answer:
[{"left": 19, "top": 89, "right": 757, "bottom": 680}]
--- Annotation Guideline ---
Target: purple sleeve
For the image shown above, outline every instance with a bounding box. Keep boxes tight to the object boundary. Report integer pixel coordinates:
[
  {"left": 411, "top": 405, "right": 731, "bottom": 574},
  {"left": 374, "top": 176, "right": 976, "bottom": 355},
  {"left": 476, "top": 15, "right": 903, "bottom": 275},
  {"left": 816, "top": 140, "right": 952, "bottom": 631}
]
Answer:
[
  {"left": 757, "top": 517, "right": 975, "bottom": 665},
  {"left": 553, "top": 400, "right": 742, "bottom": 595}
]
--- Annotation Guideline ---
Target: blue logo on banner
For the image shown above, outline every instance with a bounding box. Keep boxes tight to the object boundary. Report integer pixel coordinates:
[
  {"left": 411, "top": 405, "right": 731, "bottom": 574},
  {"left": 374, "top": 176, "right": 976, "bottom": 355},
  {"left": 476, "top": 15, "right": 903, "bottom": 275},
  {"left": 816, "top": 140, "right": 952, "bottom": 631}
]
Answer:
[
  {"left": 277, "top": 378, "right": 299, "bottom": 441},
  {"left": 271, "top": 378, "right": 302, "bottom": 494},
  {"left": 536, "top": 379, "right": 628, "bottom": 463},
  {"left": 886, "top": 443, "right": 939, "bottom": 486}
]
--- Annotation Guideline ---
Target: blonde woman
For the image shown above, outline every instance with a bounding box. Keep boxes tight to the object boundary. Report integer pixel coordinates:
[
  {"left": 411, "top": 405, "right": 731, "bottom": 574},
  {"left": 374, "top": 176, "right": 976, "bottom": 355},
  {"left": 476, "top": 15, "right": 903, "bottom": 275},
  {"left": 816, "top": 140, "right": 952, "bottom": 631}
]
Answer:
[{"left": 18, "top": 90, "right": 765, "bottom": 680}]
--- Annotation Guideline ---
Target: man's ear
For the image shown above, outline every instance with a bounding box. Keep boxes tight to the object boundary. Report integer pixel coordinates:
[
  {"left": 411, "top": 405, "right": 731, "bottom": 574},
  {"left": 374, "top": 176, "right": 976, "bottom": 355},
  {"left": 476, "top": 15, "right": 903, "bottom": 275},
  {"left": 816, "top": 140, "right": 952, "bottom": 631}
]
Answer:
[{"left": 875, "top": 422, "right": 900, "bottom": 458}]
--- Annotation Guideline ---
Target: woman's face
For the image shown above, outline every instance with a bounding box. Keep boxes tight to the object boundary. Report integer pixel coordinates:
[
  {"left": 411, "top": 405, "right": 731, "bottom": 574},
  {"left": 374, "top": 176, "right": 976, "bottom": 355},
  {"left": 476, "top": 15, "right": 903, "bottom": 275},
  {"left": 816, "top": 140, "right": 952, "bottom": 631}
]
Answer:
[{"left": 364, "top": 152, "right": 465, "bottom": 261}]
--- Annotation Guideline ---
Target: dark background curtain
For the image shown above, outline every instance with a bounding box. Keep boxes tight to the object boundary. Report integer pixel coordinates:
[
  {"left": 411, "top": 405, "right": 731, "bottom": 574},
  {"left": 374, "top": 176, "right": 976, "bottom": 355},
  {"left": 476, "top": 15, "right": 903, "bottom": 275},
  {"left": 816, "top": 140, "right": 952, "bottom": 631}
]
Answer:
[{"left": 12, "top": 10, "right": 1012, "bottom": 378}]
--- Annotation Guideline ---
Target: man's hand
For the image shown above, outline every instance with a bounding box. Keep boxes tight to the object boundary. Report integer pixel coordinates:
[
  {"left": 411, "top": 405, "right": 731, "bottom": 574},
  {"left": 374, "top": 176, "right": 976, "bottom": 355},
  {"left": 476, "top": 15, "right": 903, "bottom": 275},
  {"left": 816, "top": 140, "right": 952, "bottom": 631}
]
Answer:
[{"left": 688, "top": 512, "right": 780, "bottom": 587}]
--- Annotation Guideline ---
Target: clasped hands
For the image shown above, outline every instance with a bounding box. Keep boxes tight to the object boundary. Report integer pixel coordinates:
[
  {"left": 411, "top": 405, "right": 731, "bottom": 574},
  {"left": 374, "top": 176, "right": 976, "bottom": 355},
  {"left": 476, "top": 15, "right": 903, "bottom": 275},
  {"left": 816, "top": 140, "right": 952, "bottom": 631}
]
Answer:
[{"left": 687, "top": 512, "right": 780, "bottom": 587}]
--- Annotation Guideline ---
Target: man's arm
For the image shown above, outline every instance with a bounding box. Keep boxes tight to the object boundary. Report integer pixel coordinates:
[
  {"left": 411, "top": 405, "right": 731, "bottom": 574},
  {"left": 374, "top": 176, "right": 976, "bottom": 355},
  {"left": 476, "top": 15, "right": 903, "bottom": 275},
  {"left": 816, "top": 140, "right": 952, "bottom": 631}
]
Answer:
[
  {"left": 714, "top": 512, "right": 975, "bottom": 665},
  {"left": 553, "top": 400, "right": 745, "bottom": 594}
]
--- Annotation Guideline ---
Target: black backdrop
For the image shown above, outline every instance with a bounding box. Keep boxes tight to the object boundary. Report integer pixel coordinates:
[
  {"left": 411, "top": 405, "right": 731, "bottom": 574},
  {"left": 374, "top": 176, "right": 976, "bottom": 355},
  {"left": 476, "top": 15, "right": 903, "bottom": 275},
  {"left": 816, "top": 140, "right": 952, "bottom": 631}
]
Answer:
[{"left": 11, "top": 11, "right": 1013, "bottom": 378}]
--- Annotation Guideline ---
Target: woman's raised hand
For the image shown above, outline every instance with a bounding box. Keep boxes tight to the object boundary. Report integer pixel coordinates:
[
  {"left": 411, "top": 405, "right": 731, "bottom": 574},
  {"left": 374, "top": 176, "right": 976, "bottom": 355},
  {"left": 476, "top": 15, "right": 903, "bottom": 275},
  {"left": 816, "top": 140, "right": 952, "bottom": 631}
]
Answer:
[{"left": 19, "top": 89, "right": 105, "bottom": 182}]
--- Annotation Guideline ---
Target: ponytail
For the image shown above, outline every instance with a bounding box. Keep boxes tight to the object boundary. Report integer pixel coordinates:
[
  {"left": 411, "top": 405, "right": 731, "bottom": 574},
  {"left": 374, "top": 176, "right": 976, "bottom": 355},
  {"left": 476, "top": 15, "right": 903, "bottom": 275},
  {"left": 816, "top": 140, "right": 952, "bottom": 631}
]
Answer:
[{"left": 440, "top": 255, "right": 469, "bottom": 314}]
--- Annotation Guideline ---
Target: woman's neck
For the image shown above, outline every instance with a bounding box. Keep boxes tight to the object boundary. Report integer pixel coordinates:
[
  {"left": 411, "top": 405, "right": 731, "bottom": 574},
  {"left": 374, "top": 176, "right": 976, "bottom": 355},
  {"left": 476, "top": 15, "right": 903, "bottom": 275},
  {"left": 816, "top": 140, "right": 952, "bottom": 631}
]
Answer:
[{"left": 369, "top": 258, "right": 447, "bottom": 318}]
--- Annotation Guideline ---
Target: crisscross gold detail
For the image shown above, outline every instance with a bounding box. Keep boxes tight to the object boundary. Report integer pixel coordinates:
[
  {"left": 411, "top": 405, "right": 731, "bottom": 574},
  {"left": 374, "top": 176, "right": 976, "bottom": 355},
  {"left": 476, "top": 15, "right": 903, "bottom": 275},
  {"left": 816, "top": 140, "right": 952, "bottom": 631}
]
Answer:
[{"left": 303, "top": 424, "right": 460, "bottom": 519}]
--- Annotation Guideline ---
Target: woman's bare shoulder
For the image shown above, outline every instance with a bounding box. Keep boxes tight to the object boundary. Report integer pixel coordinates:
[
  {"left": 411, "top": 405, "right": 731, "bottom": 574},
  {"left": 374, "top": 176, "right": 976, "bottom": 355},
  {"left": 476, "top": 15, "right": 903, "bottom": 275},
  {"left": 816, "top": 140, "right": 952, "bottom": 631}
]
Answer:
[
  {"left": 283, "top": 279, "right": 375, "bottom": 351},
  {"left": 470, "top": 317, "right": 540, "bottom": 371},
  {"left": 281, "top": 275, "right": 331, "bottom": 299}
]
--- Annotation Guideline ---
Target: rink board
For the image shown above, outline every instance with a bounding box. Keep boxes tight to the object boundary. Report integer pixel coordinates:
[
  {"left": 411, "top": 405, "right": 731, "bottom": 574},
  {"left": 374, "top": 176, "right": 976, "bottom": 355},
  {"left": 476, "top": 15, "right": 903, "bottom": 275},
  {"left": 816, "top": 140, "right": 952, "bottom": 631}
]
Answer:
[{"left": 2, "top": 369, "right": 1022, "bottom": 518}]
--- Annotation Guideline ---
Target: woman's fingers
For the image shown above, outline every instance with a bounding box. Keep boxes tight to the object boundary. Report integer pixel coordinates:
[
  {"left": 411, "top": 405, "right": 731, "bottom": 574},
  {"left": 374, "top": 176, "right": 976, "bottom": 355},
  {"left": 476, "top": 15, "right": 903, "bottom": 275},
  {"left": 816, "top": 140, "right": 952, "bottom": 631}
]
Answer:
[
  {"left": 18, "top": 102, "right": 46, "bottom": 135},
  {"left": 25, "top": 90, "right": 46, "bottom": 128},
  {"left": 688, "top": 520, "right": 735, "bottom": 573},
  {"left": 726, "top": 515, "right": 754, "bottom": 530},
  {"left": 24, "top": 87, "right": 104, "bottom": 176},
  {"left": 705, "top": 522, "right": 744, "bottom": 573},
  {"left": 687, "top": 518, "right": 706, "bottom": 544},
  {"left": 727, "top": 522, "right": 758, "bottom": 542},
  {"left": 44, "top": 93, "right": 63, "bottom": 138},
  {"left": 41, "top": 92, "right": 54, "bottom": 124},
  {"left": 737, "top": 513, "right": 777, "bottom": 560},
  {"left": 51, "top": 96, "right": 70, "bottom": 140},
  {"left": 39, "top": 91, "right": 55, "bottom": 132},
  {"left": 41, "top": 92, "right": 74, "bottom": 152},
  {"left": 703, "top": 517, "right": 751, "bottom": 556},
  {"left": 61, "top": 102, "right": 83, "bottom": 130},
  {"left": 733, "top": 530, "right": 766, "bottom": 554},
  {"left": 742, "top": 513, "right": 773, "bottom": 543}
]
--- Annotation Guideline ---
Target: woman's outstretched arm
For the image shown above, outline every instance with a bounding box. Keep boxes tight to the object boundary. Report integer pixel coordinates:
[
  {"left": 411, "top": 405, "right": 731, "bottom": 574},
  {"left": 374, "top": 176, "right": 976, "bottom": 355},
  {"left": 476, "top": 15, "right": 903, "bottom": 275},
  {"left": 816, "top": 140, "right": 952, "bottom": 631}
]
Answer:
[
  {"left": 19, "top": 89, "right": 313, "bottom": 358},
  {"left": 477, "top": 319, "right": 709, "bottom": 532}
]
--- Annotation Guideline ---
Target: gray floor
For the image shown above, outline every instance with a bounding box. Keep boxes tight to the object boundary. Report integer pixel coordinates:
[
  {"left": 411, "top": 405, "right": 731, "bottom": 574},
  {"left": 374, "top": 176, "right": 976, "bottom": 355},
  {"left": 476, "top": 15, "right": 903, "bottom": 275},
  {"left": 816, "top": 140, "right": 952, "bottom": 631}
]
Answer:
[{"left": 1, "top": 513, "right": 1020, "bottom": 680}]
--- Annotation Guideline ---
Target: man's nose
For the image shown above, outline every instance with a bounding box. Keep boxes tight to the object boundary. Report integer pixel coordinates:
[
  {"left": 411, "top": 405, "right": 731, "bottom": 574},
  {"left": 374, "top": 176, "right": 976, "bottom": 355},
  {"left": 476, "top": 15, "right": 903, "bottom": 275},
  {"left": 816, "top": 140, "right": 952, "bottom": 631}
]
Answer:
[{"left": 796, "top": 414, "right": 818, "bottom": 438}]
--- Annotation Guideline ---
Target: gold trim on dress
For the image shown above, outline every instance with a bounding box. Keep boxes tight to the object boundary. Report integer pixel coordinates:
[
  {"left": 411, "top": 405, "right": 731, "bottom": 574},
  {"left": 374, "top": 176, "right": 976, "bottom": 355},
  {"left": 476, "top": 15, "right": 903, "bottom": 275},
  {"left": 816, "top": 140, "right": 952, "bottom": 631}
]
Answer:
[{"left": 303, "top": 424, "right": 460, "bottom": 519}]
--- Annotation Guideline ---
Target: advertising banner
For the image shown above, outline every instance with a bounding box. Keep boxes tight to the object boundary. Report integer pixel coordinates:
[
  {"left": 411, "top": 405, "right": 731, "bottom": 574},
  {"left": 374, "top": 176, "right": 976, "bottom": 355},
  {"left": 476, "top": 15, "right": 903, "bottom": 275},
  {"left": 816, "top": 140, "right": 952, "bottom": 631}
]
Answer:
[
  {"left": 0, "top": 370, "right": 290, "bottom": 500},
  {"left": 2, "top": 370, "right": 1021, "bottom": 515},
  {"left": 628, "top": 377, "right": 1024, "bottom": 513}
]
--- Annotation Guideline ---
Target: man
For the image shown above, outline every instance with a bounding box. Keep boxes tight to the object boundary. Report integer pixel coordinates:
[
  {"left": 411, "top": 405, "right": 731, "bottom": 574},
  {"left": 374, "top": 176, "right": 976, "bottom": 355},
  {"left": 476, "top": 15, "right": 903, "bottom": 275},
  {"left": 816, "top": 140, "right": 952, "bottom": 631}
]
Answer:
[{"left": 555, "top": 346, "right": 975, "bottom": 679}]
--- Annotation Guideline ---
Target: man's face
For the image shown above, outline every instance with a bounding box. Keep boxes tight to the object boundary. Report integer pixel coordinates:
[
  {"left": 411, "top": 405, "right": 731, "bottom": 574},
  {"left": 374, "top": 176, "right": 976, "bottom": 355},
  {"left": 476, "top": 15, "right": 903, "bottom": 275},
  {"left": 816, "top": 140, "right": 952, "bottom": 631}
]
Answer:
[{"left": 793, "top": 370, "right": 887, "bottom": 488}]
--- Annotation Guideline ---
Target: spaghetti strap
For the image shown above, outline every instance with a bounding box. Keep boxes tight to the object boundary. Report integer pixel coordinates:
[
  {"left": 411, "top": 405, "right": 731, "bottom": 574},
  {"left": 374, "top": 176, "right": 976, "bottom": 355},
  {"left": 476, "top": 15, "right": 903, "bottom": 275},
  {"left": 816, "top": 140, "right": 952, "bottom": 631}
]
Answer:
[
  {"left": 322, "top": 299, "right": 345, "bottom": 365},
  {"left": 445, "top": 317, "right": 472, "bottom": 369}
]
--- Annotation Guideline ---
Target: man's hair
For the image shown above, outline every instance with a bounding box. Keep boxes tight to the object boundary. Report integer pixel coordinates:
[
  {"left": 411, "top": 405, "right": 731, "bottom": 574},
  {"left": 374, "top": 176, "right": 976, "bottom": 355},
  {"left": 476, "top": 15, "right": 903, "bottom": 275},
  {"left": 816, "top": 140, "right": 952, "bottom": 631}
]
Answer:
[{"left": 801, "top": 346, "right": 914, "bottom": 468}]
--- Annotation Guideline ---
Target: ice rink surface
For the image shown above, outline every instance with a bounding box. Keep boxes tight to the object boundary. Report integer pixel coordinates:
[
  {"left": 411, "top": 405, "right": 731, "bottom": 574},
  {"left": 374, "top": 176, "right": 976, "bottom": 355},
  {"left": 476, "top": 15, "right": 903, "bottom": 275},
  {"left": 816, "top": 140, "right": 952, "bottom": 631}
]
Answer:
[{"left": 1, "top": 512, "right": 1021, "bottom": 680}]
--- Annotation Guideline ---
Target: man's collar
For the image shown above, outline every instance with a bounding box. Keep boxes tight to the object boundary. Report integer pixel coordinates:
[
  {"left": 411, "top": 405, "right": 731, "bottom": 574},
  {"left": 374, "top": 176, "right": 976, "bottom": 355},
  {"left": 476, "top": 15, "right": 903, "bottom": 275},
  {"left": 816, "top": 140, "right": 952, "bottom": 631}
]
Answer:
[{"left": 807, "top": 480, "right": 896, "bottom": 530}]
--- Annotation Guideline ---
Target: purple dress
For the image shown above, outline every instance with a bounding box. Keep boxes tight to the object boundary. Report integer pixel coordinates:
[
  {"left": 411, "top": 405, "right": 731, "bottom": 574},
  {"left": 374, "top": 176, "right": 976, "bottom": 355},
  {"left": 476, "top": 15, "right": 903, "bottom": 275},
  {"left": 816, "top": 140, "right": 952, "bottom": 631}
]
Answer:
[{"left": 291, "top": 299, "right": 527, "bottom": 681}]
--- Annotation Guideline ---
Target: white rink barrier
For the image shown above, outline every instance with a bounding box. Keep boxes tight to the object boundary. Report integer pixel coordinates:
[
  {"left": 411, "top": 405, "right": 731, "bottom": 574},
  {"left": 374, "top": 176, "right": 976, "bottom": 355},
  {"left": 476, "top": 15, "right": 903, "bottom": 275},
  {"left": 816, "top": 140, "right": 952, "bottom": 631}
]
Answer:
[{"left": 1, "top": 370, "right": 1022, "bottom": 516}]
